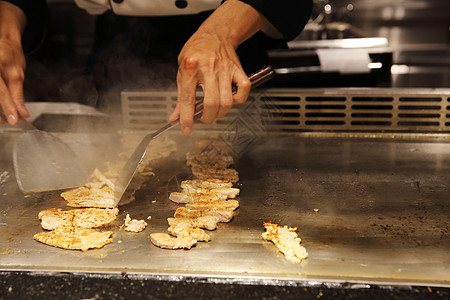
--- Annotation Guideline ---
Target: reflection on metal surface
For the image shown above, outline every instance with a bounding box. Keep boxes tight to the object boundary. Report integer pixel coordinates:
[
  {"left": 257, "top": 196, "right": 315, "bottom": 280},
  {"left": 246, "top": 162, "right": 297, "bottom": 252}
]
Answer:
[{"left": 288, "top": 37, "right": 389, "bottom": 49}]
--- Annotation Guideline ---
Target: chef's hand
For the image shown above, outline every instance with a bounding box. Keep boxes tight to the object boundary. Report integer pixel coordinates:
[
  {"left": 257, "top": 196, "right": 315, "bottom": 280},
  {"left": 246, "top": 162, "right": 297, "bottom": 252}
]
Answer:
[
  {"left": 172, "top": 28, "right": 250, "bottom": 136},
  {"left": 0, "top": 2, "right": 29, "bottom": 125},
  {"left": 170, "top": 0, "right": 268, "bottom": 136}
]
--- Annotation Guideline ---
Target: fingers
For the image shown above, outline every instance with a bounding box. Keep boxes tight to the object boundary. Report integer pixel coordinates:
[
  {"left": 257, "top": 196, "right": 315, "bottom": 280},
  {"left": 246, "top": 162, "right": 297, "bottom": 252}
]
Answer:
[
  {"left": 177, "top": 59, "right": 198, "bottom": 136},
  {"left": 0, "top": 39, "right": 27, "bottom": 125},
  {"left": 169, "top": 103, "right": 180, "bottom": 123},
  {"left": 201, "top": 77, "right": 220, "bottom": 124},
  {"left": 232, "top": 70, "right": 251, "bottom": 104},
  {"left": 212, "top": 66, "right": 250, "bottom": 119},
  {"left": 0, "top": 72, "right": 28, "bottom": 125},
  {"left": 176, "top": 63, "right": 250, "bottom": 133},
  {"left": 0, "top": 78, "right": 18, "bottom": 124},
  {"left": 216, "top": 71, "right": 233, "bottom": 119},
  {"left": 8, "top": 75, "right": 29, "bottom": 118},
  {"left": 175, "top": 31, "right": 251, "bottom": 134}
]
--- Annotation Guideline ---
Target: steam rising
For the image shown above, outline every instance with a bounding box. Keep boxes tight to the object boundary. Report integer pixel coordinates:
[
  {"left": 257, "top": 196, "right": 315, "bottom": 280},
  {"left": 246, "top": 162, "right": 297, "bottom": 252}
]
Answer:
[{"left": 21, "top": 22, "right": 185, "bottom": 174}]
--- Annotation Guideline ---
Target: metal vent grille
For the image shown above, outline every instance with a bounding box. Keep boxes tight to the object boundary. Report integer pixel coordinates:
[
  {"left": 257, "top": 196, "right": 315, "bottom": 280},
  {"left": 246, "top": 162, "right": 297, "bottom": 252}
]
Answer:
[{"left": 121, "top": 88, "right": 450, "bottom": 133}]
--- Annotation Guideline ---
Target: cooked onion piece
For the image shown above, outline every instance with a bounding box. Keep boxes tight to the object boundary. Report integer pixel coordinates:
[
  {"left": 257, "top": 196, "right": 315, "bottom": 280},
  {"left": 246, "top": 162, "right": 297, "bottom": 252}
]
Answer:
[
  {"left": 262, "top": 221, "right": 308, "bottom": 263},
  {"left": 123, "top": 214, "right": 147, "bottom": 233}
]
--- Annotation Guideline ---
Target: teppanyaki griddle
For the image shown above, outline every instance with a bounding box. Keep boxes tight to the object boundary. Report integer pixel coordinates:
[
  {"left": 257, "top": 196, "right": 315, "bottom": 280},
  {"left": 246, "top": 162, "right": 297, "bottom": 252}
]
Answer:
[{"left": 0, "top": 129, "right": 449, "bottom": 287}]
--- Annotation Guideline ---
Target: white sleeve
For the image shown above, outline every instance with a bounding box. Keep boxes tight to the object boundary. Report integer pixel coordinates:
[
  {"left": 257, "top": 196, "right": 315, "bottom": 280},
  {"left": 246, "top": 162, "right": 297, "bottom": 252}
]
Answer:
[
  {"left": 74, "top": 0, "right": 221, "bottom": 16},
  {"left": 74, "top": 0, "right": 111, "bottom": 15}
]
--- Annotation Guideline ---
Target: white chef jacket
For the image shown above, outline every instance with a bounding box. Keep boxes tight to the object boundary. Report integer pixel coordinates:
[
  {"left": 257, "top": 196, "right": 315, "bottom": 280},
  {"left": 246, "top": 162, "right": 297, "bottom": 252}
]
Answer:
[
  {"left": 74, "top": 0, "right": 222, "bottom": 16},
  {"left": 74, "top": 0, "right": 282, "bottom": 38}
]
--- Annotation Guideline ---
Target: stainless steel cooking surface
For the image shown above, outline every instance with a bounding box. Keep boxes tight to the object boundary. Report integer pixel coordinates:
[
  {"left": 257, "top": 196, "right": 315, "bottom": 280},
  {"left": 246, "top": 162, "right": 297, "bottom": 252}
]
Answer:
[
  {"left": 1, "top": 93, "right": 450, "bottom": 288},
  {"left": 1, "top": 132, "right": 449, "bottom": 286}
]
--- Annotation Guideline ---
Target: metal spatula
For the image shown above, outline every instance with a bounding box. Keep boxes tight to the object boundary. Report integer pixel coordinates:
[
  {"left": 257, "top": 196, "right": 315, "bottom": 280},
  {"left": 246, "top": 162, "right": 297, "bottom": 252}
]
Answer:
[
  {"left": 113, "top": 65, "right": 275, "bottom": 206},
  {"left": 114, "top": 66, "right": 275, "bottom": 206},
  {"left": 9, "top": 117, "right": 89, "bottom": 193}
]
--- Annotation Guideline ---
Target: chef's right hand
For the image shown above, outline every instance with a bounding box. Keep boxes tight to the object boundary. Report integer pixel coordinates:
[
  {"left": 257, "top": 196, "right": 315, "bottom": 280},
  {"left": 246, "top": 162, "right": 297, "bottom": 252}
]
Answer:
[
  {"left": 0, "top": 2, "right": 29, "bottom": 125},
  {"left": 169, "top": 0, "right": 268, "bottom": 136}
]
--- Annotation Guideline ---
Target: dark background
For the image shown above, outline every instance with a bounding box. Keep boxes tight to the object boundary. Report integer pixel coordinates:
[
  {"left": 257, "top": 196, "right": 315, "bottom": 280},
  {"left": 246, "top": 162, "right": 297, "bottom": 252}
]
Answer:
[{"left": 23, "top": 0, "right": 450, "bottom": 106}]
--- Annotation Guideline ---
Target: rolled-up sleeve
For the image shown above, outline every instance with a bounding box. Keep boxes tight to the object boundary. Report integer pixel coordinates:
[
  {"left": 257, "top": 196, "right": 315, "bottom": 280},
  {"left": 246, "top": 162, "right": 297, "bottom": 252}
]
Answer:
[
  {"left": 239, "top": 0, "right": 313, "bottom": 41},
  {"left": 2, "top": 0, "right": 47, "bottom": 54}
]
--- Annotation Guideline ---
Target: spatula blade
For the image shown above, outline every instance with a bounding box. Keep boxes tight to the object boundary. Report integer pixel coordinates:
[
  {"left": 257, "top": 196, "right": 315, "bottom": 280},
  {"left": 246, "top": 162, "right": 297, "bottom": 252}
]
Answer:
[
  {"left": 113, "top": 133, "right": 154, "bottom": 206},
  {"left": 13, "top": 131, "right": 89, "bottom": 193}
]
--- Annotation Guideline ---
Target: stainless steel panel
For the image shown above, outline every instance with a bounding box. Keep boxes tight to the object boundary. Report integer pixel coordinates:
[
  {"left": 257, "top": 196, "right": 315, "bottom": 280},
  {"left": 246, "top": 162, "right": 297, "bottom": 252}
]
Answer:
[{"left": 122, "top": 88, "right": 450, "bottom": 133}]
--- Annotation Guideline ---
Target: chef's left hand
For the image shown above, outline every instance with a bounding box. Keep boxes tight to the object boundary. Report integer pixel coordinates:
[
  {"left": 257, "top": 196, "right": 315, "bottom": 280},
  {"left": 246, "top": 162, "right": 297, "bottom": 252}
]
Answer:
[
  {"left": 169, "top": 0, "right": 268, "bottom": 136},
  {"left": 0, "top": 2, "right": 29, "bottom": 125}
]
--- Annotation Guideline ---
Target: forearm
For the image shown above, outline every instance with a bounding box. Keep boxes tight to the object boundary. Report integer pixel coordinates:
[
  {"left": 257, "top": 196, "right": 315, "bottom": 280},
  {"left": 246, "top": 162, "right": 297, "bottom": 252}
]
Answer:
[
  {"left": 0, "top": 1, "right": 26, "bottom": 44},
  {"left": 196, "top": 0, "right": 268, "bottom": 49}
]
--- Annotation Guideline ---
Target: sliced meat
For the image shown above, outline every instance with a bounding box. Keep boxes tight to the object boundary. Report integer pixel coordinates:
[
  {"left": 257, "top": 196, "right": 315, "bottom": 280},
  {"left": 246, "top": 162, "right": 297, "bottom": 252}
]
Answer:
[
  {"left": 181, "top": 179, "right": 233, "bottom": 189},
  {"left": 167, "top": 216, "right": 220, "bottom": 231},
  {"left": 33, "top": 227, "right": 113, "bottom": 252},
  {"left": 168, "top": 224, "right": 211, "bottom": 242},
  {"left": 39, "top": 208, "right": 119, "bottom": 230},
  {"left": 174, "top": 207, "right": 234, "bottom": 223},
  {"left": 61, "top": 186, "right": 115, "bottom": 208},
  {"left": 185, "top": 199, "right": 239, "bottom": 211},
  {"left": 180, "top": 184, "right": 210, "bottom": 195},
  {"left": 191, "top": 165, "right": 239, "bottom": 183},
  {"left": 169, "top": 192, "right": 227, "bottom": 204},
  {"left": 150, "top": 233, "right": 197, "bottom": 250},
  {"left": 181, "top": 183, "right": 240, "bottom": 198},
  {"left": 186, "top": 151, "right": 234, "bottom": 169},
  {"left": 206, "top": 187, "right": 239, "bottom": 198}
]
